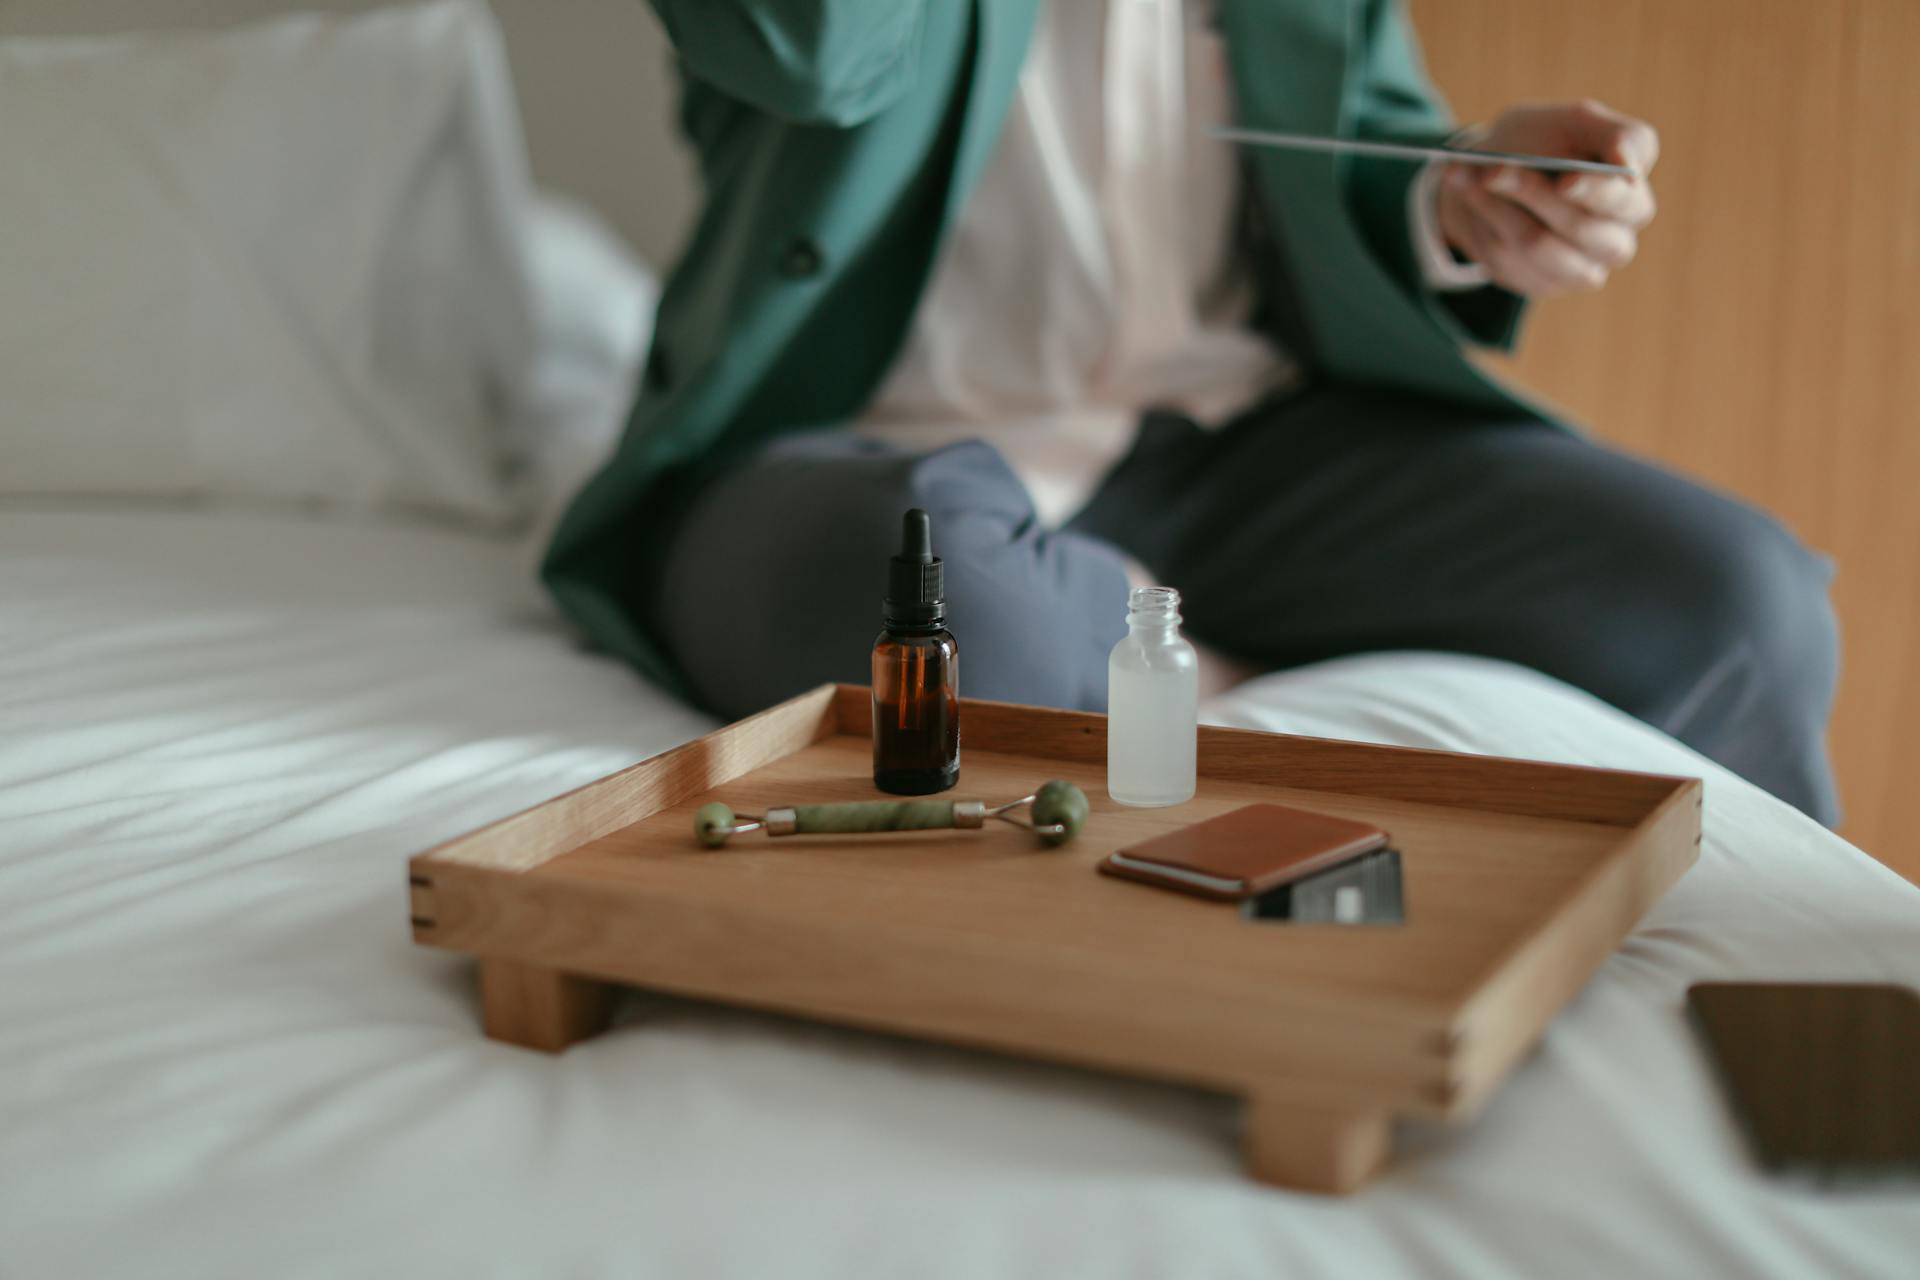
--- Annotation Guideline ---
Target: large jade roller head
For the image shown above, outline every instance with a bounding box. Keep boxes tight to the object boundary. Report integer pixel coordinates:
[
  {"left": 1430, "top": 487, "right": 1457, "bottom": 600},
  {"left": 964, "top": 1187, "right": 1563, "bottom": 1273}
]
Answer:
[{"left": 694, "top": 780, "right": 1089, "bottom": 850}]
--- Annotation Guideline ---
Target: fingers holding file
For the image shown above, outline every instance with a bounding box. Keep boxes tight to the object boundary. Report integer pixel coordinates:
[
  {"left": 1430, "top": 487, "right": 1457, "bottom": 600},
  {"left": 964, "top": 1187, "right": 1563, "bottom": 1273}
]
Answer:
[
  {"left": 1434, "top": 98, "right": 1660, "bottom": 299},
  {"left": 1450, "top": 168, "right": 1609, "bottom": 295},
  {"left": 1485, "top": 166, "right": 1643, "bottom": 269}
]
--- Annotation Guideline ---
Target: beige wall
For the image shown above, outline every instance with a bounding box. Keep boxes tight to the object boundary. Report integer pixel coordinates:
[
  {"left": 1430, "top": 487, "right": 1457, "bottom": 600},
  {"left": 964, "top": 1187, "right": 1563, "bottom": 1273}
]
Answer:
[
  {"left": 0, "top": 0, "right": 700, "bottom": 265},
  {"left": 1410, "top": 0, "right": 1920, "bottom": 877}
]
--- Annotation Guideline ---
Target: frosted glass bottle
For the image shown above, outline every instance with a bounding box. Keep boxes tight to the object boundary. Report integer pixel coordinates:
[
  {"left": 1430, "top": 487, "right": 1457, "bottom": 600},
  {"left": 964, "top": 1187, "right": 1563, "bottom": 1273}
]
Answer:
[{"left": 1107, "top": 586, "right": 1198, "bottom": 807}]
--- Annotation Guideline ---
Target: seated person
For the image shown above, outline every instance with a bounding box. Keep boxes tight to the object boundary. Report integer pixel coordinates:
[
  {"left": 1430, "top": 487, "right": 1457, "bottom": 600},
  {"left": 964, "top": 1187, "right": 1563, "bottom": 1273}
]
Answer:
[{"left": 545, "top": 0, "right": 1840, "bottom": 825}]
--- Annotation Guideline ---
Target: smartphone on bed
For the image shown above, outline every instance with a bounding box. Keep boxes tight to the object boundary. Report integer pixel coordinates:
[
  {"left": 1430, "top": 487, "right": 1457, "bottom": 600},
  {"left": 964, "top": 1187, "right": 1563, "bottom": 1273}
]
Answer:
[{"left": 1687, "top": 982, "right": 1920, "bottom": 1183}]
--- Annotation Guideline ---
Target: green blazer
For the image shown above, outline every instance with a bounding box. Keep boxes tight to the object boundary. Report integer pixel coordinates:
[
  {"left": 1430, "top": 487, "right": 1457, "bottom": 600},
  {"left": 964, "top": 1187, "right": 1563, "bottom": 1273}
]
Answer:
[{"left": 545, "top": 0, "right": 1539, "bottom": 695}]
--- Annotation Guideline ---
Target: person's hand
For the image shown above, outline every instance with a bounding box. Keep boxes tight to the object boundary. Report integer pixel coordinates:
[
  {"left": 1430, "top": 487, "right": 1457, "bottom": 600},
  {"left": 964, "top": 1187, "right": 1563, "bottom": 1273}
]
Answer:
[{"left": 1435, "top": 100, "right": 1659, "bottom": 298}]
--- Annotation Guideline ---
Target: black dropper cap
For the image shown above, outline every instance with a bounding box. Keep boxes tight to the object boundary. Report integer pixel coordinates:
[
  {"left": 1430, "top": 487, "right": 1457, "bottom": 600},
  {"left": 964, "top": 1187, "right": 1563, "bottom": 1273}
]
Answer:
[{"left": 884, "top": 508, "right": 945, "bottom": 628}]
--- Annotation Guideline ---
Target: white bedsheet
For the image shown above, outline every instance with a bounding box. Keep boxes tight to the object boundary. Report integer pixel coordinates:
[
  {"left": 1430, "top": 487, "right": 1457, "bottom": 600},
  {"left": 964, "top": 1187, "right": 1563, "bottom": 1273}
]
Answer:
[{"left": 3, "top": 509, "right": 1916, "bottom": 1279}]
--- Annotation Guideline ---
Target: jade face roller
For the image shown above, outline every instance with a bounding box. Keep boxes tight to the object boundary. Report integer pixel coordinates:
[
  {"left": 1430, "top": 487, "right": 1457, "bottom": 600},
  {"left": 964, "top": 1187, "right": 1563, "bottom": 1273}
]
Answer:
[{"left": 694, "top": 780, "right": 1090, "bottom": 850}]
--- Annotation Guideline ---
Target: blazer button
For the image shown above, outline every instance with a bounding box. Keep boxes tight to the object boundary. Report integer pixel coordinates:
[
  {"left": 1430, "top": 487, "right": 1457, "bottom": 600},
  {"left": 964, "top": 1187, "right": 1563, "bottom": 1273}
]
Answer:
[{"left": 779, "top": 238, "right": 825, "bottom": 279}]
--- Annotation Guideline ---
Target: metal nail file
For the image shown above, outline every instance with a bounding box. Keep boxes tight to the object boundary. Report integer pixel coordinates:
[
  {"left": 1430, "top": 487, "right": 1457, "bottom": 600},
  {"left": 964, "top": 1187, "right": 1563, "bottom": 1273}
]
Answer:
[{"left": 1210, "top": 126, "right": 1637, "bottom": 177}]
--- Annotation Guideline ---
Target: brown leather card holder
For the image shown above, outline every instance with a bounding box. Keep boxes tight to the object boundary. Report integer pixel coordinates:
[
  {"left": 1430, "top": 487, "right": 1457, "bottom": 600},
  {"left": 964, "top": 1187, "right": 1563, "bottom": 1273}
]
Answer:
[{"left": 1098, "top": 803, "right": 1390, "bottom": 901}]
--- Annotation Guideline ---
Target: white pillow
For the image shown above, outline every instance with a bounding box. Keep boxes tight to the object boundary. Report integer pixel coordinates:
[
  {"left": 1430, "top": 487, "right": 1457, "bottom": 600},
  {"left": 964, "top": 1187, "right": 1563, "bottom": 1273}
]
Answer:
[{"left": 0, "top": 0, "right": 538, "bottom": 524}]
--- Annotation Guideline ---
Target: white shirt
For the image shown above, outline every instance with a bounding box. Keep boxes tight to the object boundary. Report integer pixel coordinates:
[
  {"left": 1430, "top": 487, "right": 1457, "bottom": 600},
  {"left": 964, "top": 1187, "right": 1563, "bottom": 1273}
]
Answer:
[{"left": 857, "top": 0, "right": 1482, "bottom": 526}]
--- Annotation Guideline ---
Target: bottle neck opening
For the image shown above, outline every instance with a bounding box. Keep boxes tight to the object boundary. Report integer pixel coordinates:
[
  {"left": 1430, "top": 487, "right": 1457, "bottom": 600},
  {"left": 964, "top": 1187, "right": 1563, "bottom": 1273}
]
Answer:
[{"left": 1126, "top": 585, "right": 1182, "bottom": 631}]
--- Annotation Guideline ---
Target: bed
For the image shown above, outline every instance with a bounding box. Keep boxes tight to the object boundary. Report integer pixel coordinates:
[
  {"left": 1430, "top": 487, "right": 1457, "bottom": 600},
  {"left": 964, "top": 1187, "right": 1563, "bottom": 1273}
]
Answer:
[
  {"left": 3, "top": 5, "right": 1917, "bottom": 1277},
  {"left": 5, "top": 504, "right": 1919, "bottom": 1278}
]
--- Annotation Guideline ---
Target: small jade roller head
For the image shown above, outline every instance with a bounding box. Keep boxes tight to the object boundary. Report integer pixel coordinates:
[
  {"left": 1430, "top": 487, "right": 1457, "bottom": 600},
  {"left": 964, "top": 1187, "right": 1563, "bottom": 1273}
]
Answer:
[
  {"left": 694, "top": 802, "right": 738, "bottom": 848},
  {"left": 1030, "top": 779, "right": 1090, "bottom": 847}
]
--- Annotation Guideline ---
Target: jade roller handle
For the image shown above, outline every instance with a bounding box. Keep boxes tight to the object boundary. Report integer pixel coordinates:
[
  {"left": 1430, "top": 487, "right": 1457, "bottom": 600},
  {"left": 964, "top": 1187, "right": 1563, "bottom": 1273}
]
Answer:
[
  {"left": 693, "top": 798, "right": 980, "bottom": 847},
  {"left": 783, "top": 799, "right": 972, "bottom": 834},
  {"left": 694, "top": 780, "right": 1088, "bottom": 849}
]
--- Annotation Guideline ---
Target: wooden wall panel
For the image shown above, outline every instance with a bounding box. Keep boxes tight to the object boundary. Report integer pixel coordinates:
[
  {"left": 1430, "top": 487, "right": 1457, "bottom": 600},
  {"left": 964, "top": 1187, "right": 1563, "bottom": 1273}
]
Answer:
[{"left": 1409, "top": 0, "right": 1920, "bottom": 877}]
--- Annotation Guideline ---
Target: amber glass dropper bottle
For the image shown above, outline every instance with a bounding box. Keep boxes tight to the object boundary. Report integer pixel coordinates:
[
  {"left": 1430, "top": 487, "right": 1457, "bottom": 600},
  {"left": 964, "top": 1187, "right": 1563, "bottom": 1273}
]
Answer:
[{"left": 872, "top": 508, "right": 959, "bottom": 795}]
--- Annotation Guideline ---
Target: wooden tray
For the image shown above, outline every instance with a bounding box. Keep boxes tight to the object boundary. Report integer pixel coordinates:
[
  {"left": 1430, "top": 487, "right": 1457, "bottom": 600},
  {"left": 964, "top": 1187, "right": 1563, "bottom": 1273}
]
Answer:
[{"left": 409, "top": 683, "right": 1700, "bottom": 1193}]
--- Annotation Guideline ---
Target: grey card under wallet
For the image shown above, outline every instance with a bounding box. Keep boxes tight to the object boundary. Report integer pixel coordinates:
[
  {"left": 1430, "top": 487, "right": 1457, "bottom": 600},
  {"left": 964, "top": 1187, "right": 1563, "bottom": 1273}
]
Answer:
[{"left": 1242, "top": 848, "right": 1406, "bottom": 925}]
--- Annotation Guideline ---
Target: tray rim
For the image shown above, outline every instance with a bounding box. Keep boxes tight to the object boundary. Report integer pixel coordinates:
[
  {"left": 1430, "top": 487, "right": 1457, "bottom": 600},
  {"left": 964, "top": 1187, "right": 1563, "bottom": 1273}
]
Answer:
[{"left": 415, "top": 683, "right": 1695, "bottom": 876}]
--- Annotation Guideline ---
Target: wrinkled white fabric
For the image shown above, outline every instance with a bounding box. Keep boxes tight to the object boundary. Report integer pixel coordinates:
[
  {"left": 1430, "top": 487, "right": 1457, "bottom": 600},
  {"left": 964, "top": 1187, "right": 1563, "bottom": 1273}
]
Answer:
[
  {"left": 3, "top": 510, "right": 1916, "bottom": 1280},
  {"left": 860, "top": 0, "right": 1286, "bottom": 528}
]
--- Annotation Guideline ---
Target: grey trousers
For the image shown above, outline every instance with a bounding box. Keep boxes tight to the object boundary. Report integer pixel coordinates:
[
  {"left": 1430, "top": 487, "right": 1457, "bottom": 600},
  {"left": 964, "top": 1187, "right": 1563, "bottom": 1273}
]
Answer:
[{"left": 652, "top": 386, "right": 1841, "bottom": 825}]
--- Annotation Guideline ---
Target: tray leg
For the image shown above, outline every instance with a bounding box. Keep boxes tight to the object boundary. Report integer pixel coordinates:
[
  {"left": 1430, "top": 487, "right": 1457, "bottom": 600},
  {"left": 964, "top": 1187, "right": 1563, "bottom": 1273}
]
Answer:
[
  {"left": 479, "top": 958, "right": 614, "bottom": 1052},
  {"left": 1242, "top": 1094, "right": 1392, "bottom": 1194}
]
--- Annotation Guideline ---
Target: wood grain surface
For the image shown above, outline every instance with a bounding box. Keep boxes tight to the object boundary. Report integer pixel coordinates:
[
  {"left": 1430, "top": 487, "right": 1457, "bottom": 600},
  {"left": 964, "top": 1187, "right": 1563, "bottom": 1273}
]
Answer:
[
  {"left": 412, "top": 685, "right": 1700, "bottom": 1191},
  {"left": 412, "top": 684, "right": 838, "bottom": 874},
  {"left": 479, "top": 958, "right": 614, "bottom": 1053},
  {"left": 1244, "top": 1097, "right": 1392, "bottom": 1195},
  {"left": 1410, "top": 0, "right": 1920, "bottom": 877}
]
